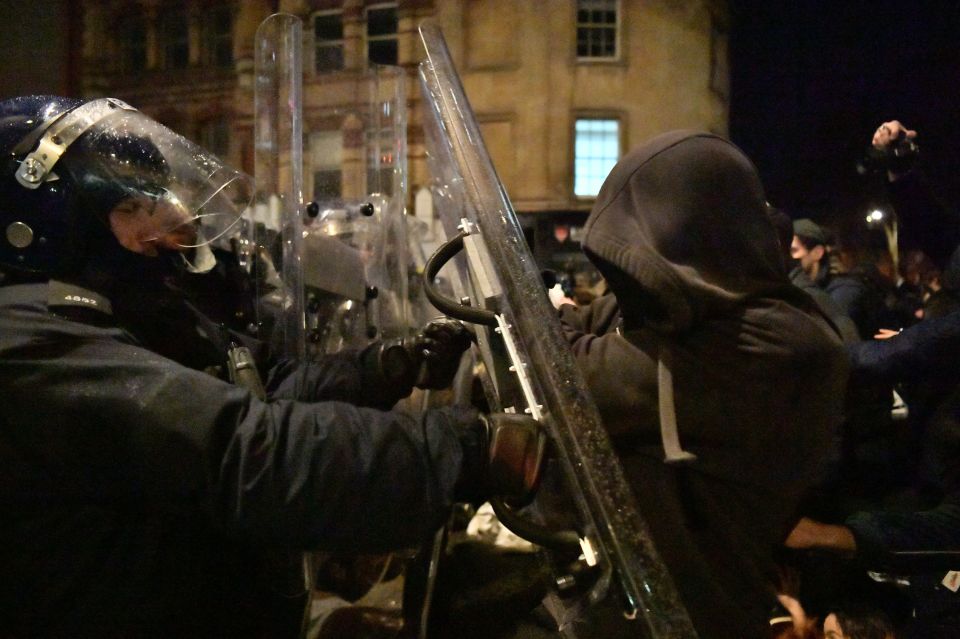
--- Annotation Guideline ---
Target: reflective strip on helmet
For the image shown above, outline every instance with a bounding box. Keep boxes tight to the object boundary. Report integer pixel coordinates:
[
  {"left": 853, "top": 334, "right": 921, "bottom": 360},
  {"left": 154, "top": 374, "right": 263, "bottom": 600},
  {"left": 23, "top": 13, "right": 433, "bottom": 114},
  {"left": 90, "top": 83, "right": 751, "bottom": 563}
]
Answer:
[{"left": 15, "top": 98, "right": 137, "bottom": 189}]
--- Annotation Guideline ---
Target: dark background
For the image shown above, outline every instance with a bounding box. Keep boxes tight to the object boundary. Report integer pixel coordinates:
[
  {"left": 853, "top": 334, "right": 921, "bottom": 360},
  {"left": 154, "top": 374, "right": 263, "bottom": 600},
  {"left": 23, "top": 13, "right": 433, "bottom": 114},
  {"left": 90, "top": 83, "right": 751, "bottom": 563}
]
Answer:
[
  {"left": 729, "top": 0, "right": 960, "bottom": 228},
  {"left": 0, "top": 2, "right": 74, "bottom": 99}
]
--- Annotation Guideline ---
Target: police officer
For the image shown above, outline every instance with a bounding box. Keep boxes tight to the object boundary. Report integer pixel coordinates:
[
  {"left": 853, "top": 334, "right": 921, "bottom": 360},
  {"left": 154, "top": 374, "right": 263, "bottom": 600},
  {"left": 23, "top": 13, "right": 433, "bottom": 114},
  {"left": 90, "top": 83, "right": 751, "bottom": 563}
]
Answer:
[{"left": 0, "top": 96, "right": 541, "bottom": 637}]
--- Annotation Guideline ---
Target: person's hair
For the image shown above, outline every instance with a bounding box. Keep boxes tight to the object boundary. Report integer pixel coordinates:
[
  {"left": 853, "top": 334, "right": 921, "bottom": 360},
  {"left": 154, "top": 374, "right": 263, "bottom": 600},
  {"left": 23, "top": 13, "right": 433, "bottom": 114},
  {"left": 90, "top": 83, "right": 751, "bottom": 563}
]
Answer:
[
  {"left": 795, "top": 234, "right": 826, "bottom": 251},
  {"left": 829, "top": 603, "right": 895, "bottom": 639},
  {"left": 771, "top": 619, "right": 821, "bottom": 639}
]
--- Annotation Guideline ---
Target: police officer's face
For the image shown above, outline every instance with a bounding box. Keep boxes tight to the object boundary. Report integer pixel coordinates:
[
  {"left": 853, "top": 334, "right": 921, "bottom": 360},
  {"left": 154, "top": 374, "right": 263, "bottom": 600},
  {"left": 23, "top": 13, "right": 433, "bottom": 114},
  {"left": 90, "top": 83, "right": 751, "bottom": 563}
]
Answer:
[{"left": 108, "top": 195, "right": 198, "bottom": 257}]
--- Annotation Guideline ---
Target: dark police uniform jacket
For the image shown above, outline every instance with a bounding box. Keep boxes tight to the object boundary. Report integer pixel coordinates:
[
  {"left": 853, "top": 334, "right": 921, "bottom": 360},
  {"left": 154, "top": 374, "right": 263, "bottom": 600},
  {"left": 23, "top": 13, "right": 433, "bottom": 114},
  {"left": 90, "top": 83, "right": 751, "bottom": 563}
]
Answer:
[{"left": 0, "top": 280, "right": 474, "bottom": 637}]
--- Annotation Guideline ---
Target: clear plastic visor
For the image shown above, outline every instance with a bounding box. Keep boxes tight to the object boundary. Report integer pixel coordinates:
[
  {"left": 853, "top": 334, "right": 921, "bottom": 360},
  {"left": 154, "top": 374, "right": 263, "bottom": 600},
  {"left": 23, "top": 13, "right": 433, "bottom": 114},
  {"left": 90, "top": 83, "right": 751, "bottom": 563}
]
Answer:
[{"left": 62, "top": 109, "right": 252, "bottom": 256}]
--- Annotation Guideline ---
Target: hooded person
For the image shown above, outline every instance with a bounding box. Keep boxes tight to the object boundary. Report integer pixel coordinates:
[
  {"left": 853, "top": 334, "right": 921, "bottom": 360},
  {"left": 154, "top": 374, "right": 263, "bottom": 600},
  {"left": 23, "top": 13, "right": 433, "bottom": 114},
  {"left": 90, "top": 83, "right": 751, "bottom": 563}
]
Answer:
[{"left": 560, "top": 131, "right": 848, "bottom": 638}]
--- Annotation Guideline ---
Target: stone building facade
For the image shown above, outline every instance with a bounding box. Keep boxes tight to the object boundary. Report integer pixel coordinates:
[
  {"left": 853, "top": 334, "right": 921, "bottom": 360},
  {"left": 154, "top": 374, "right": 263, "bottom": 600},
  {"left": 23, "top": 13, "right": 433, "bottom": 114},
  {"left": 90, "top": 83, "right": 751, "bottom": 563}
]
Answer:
[{"left": 78, "top": 0, "right": 728, "bottom": 269}]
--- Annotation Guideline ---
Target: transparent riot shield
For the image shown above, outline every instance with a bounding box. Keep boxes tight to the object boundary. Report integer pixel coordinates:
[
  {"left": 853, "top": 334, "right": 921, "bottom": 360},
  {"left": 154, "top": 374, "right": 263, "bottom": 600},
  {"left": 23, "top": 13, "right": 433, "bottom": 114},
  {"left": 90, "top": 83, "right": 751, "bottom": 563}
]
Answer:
[
  {"left": 417, "top": 24, "right": 697, "bottom": 638},
  {"left": 252, "top": 13, "right": 306, "bottom": 361},
  {"left": 301, "top": 64, "right": 413, "bottom": 355},
  {"left": 251, "top": 13, "right": 427, "bottom": 637},
  {"left": 253, "top": 15, "right": 413, "bottom": 361}
]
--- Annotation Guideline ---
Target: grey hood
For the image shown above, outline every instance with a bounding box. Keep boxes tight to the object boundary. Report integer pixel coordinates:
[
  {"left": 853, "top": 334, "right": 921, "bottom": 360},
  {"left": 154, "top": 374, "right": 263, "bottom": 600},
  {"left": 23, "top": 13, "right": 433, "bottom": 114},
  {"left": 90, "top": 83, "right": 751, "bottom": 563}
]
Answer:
[{"left": 583, "top": 131, "right": 792, "bottom": 335}]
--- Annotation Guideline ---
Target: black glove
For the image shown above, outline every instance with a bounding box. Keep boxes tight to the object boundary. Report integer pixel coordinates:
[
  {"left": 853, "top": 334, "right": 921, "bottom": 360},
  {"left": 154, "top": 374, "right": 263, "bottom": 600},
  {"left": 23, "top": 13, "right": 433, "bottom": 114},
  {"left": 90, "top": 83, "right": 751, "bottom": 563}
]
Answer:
[
  {"left": 454, "top": 412, "right": 546, "bottom": 508},
  {"left": 406, "top": 317, "right": 474, "bottom": 390},
  {"left": 361, "top": 318, "right": 473, "bottom": 403}
]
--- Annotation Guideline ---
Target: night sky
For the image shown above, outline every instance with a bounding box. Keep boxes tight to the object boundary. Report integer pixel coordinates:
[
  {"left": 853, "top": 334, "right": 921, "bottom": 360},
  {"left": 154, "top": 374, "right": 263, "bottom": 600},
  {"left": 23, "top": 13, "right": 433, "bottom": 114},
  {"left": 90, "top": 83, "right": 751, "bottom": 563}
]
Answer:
[{"left": 728, "top": 0, "right": 960, "bottom": 229}]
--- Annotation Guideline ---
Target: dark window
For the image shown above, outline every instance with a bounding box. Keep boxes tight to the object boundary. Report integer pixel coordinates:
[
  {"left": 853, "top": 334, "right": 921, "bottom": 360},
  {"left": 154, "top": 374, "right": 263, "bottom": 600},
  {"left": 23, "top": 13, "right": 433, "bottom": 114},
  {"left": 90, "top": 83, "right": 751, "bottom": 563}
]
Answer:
[
  {"left": 312, "top": 130, "right": 343, "bottom": 199},
  {"left": 367, "top": 125, "right": 397, "bottom": 196},
  {"left": 118, "top": 15, "right": 147, "bottom": 73},
  {"left": 161, "top": 10, "right": 189, "bottom": 69},
  {"left": 199, "top": 119, "right": 230, "bottom": 158},
  {"left": 314, "top": 169, "right": 342, "bottom": 199},
  {"left": 315, "top": 11, "right": 344, "bottom": 72},
  {"left": 367, "top": 4, "right": 398, "bottom": 66},
  {"left": 367, "top": 166, "right": 395, "bottom": 196},
  {"left": 203, "top": 5, "right": 233, "bottom": 68},
  {"left": 576, "top": 0, "right": 618, "bottom": 59}
]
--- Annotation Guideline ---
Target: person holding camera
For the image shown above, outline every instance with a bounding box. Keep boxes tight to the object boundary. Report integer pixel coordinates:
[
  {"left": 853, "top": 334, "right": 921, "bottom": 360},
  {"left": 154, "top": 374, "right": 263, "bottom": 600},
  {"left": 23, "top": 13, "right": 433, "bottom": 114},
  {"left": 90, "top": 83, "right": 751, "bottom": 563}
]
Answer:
[{"left": 868, "top": 119, "right": 960, "bottom": 312}]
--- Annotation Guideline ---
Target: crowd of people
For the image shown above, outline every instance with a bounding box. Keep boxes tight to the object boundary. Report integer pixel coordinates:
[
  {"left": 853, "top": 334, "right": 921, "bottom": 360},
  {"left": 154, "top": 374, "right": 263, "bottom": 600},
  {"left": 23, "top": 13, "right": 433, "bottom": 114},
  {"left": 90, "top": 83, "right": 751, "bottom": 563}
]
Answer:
[
  {"left": 555, "top": 121, "right": 960, "bottom": 638},
  {"left": 776, "top": 120, "right": 960, "bottom": 639},
  {"left": 4, "top": 86, "right": 960, "bottom": 638}
]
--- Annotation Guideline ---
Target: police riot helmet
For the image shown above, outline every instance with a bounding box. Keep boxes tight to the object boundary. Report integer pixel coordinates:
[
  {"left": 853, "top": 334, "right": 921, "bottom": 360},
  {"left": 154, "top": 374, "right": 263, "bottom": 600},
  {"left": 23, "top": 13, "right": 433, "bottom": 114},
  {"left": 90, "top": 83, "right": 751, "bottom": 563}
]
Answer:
[{"left": 0, "top": 95, "right": 252, "bottom": 277}]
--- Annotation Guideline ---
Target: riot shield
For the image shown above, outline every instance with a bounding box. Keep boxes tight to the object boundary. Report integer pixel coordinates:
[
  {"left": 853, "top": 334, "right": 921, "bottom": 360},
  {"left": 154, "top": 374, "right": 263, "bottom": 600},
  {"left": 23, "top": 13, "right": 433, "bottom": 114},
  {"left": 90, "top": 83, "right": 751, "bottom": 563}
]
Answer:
[
  {"left": 417, "top": 24, "right": 697, "bottom": 638},
  {"left": 252, "top": 13, "right": 306, "bottom": 361},
  {"left": 251, "top": 13, "right": 430, "bottom": 638},
  {"left": 252, "top": 14, "right": 415, "bottom": 359},
  {"left": 302, "top": 64, "right": 415, "bottom": 353}
]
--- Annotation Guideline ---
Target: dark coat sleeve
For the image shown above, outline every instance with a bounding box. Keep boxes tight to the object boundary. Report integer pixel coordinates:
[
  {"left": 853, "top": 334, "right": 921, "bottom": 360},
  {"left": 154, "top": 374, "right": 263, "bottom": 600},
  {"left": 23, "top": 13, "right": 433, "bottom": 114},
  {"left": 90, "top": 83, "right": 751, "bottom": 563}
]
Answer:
[
  {"left": 557, "top": 292, "right": 621, "bottom": 340},
  {"left": 4, "top": 330, "right": 473, "bottom": 553},
  {"left": 845, "top": 500, "right": 960, "bottom": 562},
  {"left": 263, "top": 347, "right": 407, "bottom": 410},
  {"left": 559, "top": 302, "right": 659, "bottom": 439},
  {"left": 848, "top": 310, "right": 960, "bottom": 385}
]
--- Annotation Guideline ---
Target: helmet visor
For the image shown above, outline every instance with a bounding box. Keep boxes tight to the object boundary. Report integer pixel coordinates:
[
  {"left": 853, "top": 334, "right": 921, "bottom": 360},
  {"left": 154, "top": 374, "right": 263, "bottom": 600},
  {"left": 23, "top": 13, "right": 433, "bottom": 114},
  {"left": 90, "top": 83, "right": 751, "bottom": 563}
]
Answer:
[{"left": 62, "top": 109, "right": 252, "bottom": 255}]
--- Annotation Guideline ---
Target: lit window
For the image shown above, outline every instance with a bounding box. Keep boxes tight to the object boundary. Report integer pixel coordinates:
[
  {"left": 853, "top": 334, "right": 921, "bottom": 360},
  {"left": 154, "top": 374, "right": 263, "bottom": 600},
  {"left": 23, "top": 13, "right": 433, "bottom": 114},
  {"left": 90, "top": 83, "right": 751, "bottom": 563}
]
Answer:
[
  {"left": 118, "top": 15, "right": 146, "bottom": 73},
  {"left": 574, "top": 119, "right": 619, "bottom": 197},
  {"left": 314, "top": 11, "right": 344, "bottom": 73},
  {"left": 203, "top": 5, "right": 233, "bottom": 68},
  {"left": 576, "top": 0, "right": 618, "bottom": 59},
  {"left": 160, "top": 10, "right": 189, "bottom": 69},
  {"left": 367, "top": 4, "right": 398, "bottom": 66}
]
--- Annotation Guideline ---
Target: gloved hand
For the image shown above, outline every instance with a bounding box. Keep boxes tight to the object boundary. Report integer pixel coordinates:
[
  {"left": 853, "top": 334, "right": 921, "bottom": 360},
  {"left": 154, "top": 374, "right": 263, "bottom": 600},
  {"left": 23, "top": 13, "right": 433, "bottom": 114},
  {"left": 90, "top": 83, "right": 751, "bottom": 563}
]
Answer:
[
  {"left": 361, "top": 317, "right": 473, "bottom": 403},
  {"left": 406, "top": 317, "right": 474, "bottom": 390},
  {"left": 455, "top": 412, "right": 546, "bottom": 508}
]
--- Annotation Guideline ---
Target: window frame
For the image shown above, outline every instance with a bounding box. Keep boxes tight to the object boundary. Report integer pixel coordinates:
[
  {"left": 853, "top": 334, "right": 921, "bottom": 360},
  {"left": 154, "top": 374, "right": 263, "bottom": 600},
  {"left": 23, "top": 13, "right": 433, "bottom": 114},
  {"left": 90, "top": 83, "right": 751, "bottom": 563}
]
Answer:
[
  {"left": 313, "top": 9, "right": 345, "bottom": 74},
  {"left": 572, "top": 116, "right": 622, "bottom": 199},
  {"left": 366, "top": 126, "right": 398, "bottom": 196},
  {"left": 310, "top": 129, "right": 345, "bottom": 200},
  {"left": 198, "top": 118, "right": 231, "bottom": 159},
  {"left": 116, "top": 13, "right": 147, "bottom": 74},
  {"left": 365, "top": 2, "right": 399, "bottom": 66},
  {"left": 575, "top": 0, "right": 621, "bottom": 62},
  {"left": 159, "top": 8, "right": 190, "bottom": 70},
  {"left": 202, "top": 3, "right": 234, "bottom": 69}
]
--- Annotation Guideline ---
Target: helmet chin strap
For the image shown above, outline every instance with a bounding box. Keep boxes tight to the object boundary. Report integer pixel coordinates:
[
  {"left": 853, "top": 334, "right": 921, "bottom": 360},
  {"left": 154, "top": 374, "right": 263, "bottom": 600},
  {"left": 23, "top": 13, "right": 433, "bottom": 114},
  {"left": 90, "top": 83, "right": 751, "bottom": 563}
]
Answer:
[{"left": 181, "top": 241, "right": 217, "bottom": 274}]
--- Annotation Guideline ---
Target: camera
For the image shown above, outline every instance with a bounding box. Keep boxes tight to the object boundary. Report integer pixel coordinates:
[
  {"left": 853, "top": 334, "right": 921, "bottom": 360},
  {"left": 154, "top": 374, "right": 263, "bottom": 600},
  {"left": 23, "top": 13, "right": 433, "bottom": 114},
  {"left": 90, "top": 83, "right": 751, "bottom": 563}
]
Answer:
[{"left": 858, "top": 132, "right": 920, "bottom": 175}]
